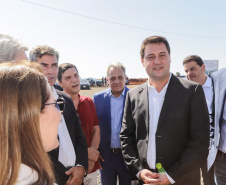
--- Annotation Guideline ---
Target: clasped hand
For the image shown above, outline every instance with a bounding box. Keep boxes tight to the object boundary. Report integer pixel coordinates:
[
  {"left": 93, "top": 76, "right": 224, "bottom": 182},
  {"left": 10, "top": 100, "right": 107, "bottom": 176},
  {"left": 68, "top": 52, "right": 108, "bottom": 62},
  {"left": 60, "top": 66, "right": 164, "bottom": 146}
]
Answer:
[{"left": 140, "top": 169, "right": 171, "bottom": 185}]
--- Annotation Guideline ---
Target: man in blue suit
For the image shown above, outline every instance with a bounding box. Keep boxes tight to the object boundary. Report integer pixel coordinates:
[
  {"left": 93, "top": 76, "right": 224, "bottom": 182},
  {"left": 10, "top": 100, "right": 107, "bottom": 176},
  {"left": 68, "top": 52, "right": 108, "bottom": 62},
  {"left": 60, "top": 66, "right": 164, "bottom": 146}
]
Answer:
[
  {"left": 93, "top": 62, "right": 131, "bottom": 185},
  {"left": 208, "top": 68, "right": 226, "bottom": 185}
]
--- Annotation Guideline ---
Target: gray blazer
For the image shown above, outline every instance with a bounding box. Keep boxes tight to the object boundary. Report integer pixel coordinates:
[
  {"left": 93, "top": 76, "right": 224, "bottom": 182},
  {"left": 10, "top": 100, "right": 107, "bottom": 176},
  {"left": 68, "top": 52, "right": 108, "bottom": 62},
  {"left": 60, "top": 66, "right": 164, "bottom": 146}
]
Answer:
[
  {"left": 208, "top": 68, "right": 226, "bottom": 170},
  {"left": 120, "top": 74, "right": 209, "bottom": 185}
]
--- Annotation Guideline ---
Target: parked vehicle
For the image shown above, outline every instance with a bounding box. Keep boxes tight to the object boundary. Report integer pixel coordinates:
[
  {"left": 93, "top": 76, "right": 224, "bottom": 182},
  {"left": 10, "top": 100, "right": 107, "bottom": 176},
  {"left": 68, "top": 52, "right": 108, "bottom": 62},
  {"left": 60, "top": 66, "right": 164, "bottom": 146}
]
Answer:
[
  {"left": 80, "top": 79, "right": 90, "bottom": 89},
  {"left": 126, "top": 77, "right": 129, "bottom": 85},
  {"left": 86, "top": 78, "right": 103, "bottom": 87}
]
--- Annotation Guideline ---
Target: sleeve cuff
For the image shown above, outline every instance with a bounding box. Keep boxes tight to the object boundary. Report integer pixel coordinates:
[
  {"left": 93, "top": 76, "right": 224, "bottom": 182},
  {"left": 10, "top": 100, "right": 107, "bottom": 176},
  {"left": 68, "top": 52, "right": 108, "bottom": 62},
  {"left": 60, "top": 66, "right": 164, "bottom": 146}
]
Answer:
[{"left": 165, "top": 172, "right": 175, "bottom": 184}]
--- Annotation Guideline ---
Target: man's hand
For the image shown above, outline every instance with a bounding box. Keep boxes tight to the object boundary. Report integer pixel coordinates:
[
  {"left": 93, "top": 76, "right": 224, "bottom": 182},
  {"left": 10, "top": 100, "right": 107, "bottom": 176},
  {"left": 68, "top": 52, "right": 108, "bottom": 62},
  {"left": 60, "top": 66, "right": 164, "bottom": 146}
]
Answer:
[
  {"left": 99, "top": 154, "right": 104, "bottom": 162},
  {"left": 139, "top": 169, "right": 162, "bottom": 184},
  {"left": 88, "top": 160, "right": 95, "bottom": 174},
  {"left": 88, "top": 147, "right": 99, "bottom": 161},
  {"left": 157, "top": 173, "right": 171, "bottom": 185},
  {"left": 65, "top": 166, "right": 85, "bottom": 185},
  {"left": 143, "top": 173, "right": 171, "bottom": 185}
]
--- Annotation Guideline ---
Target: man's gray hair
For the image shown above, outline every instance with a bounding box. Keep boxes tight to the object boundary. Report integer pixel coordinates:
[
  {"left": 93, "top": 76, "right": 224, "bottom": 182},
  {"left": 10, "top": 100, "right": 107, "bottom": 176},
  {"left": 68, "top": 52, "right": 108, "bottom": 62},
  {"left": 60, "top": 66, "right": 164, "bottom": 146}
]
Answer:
[
  {"left": 0, "top": 34, "right": 28, "bottom": 63},
  {"left": 107, "top": 62, "right": 126, "bottom": 77}
]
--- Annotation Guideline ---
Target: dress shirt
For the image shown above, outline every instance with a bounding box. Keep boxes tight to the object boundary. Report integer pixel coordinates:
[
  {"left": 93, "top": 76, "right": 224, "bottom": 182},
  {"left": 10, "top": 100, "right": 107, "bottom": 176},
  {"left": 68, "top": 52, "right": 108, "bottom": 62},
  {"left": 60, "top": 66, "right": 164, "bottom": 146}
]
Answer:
[
  {"left": 202, "top": 75, "right": 214, "bottom": 145},
  {"left": 219, "top": 99, "right": 226, "bottom": 153},
  {"left": 202, "top": 75, "right": 213, "bottom": 114},
  {"left": 110, "top": 88, "right": 125, "bottom": 148},
  {"left": 52, "top": 87, "right": 76, "bottom": 167},
  {"left": 147, "top": 73, "right": 175, "bottom": 184}
]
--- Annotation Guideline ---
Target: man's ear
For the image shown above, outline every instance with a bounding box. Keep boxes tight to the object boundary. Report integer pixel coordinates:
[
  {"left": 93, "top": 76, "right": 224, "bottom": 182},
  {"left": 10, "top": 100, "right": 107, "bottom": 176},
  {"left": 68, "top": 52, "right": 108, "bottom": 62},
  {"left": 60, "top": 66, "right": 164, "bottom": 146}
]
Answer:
[
  {"left": 58, "top": 80, "right": 63, "bottom": 86},
  {"left": 106, "top": 76, "right": 110, "bottom": 84},
  {"left": 201, "top": 64, "right": 206, "bottom": 72},
  {"left": 141, "top": 57, "right": 145, "bottom": 67}
]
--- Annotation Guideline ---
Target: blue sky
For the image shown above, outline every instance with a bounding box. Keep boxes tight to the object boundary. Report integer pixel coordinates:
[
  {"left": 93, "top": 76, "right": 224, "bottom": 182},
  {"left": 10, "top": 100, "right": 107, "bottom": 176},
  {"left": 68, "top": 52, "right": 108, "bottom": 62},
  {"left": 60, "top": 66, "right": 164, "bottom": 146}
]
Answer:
[{"left": 1, "top": 0, "right": 226, "bottom": 78}]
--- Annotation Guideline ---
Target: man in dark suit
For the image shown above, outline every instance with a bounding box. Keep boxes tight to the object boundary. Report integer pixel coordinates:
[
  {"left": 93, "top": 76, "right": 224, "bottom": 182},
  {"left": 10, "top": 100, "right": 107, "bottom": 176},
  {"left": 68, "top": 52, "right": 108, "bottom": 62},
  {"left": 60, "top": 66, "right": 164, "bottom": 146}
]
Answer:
[
  {"left": 183, "top": 55, "right": 215, "bottom": 185},
  {"left": 120, "top": 36, "right": 209, "bottom": 185},
  {"left": 93, "top": 62, "right": 131, "bottom": 185},
  {"left": 208, "top": 68, "right": 226, "bottom": 185},
  {"left": 29, "top": 45, "right": 88, "bottom": 185}
]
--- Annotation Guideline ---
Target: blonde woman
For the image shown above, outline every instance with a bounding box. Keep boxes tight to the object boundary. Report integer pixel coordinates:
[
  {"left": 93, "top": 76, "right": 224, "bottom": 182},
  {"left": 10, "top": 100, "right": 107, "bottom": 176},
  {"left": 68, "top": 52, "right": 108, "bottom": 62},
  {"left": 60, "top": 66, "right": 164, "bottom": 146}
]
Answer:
[{"left": 0, "top": 62, "right": 63, "bottom": 185}]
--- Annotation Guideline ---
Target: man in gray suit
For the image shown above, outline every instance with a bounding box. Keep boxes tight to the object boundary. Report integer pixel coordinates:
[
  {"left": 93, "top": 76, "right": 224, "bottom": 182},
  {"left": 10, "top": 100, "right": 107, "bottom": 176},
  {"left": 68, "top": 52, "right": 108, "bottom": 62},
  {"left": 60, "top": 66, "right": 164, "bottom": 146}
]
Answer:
[
  {"left": 208, "top": 68, "right": 226, "bottom": 185},
  {"left": 120, "top": 36, "right": 209, "bottom": 185}
]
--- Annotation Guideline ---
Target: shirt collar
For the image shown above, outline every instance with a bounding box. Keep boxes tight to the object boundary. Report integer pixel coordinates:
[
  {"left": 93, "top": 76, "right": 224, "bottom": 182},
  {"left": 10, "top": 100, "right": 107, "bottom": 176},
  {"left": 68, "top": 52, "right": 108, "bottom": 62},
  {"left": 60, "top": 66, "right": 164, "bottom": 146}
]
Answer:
[
  {"left": 78, "top": 93, "right": 85, "bottom": 103},
  {"left": 202, "top": 75, "right": 212, "bottom": 88},
  {"left": 110, "top": 87, "right": 126, "bottom": 98},
  {"left": 147, "top": 73, "right": 172, "bottom": 93},
  {"left": 52, "top": 86, "right": 59, "bottom": 99}
]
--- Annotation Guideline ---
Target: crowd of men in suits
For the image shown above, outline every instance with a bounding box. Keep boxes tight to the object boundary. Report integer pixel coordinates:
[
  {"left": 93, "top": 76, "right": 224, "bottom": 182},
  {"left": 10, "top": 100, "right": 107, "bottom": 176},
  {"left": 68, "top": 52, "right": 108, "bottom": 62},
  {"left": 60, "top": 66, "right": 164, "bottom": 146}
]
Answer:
[{"left": 0, "top": 33, "right": 226, "bottom": 185}]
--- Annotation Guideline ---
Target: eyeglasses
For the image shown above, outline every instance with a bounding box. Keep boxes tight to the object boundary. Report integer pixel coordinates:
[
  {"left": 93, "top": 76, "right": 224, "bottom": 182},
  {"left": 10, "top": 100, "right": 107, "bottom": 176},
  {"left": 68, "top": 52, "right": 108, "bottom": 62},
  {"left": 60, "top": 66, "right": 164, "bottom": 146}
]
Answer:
[{"left": 45, "top": 97, "right": 65, "bottom": 114}]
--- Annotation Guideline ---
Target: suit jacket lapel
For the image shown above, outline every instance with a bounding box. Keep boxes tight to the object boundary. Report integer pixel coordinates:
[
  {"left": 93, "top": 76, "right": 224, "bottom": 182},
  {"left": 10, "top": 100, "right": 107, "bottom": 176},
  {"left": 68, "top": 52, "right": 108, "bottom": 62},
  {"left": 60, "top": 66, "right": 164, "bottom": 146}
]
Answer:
[
  {"left": 138, "top": 83, "right": 149, "bottom": 135},
  {"left": 121, "top": 86, "right": 129, "bottom": 121},
  {"left": 157, "top": 75, "right": 181, "bottom": 130},
  {"left": 215, "top": 75, "right": 226, "bottom": 128},
  {"left": 104, "top": 89, "right": 111, "bottom": 126},
  {"left": 56, "top": 90, "right": 76, "bottom": 147},
  {"left": 63, "top": 97, "right": 76, "bottom": 147}
]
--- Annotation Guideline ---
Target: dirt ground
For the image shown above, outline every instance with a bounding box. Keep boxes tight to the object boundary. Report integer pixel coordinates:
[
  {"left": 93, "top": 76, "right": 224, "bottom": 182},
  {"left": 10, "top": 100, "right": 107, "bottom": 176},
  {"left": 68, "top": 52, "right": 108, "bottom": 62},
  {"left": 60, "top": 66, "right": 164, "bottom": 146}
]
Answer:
[{"left": 79, "top": 85, "right": 137, "bottom": 98}]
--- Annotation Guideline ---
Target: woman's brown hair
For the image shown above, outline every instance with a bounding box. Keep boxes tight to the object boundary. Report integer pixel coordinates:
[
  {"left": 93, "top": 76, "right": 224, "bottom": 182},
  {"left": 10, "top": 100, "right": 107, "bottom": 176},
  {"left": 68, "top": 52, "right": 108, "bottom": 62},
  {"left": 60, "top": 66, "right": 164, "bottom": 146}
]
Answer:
[{"left": 0, "top": 61, "right": 55, "bottom": 185}]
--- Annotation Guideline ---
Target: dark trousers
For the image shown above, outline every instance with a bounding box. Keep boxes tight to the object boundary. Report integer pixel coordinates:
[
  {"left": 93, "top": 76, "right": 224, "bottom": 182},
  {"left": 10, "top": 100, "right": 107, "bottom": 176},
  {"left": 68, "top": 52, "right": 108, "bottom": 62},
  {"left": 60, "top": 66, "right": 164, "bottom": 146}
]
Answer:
[
  {"left": 215, "top": 151, "right": 226, "bottom": 185},
  {"left": 100, "top": 151, "right": 131, "bottom": 185},
  {"left": 201, "top": 160, "right": 216, "bottom": 185}
]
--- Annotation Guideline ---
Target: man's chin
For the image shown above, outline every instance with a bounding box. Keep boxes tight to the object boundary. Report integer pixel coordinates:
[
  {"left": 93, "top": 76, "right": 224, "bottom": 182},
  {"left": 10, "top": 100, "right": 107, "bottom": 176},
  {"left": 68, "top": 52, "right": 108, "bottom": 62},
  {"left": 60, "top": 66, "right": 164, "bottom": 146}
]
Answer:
[{"left": 48, "top": 80, "right": 56, "bottom": 87}]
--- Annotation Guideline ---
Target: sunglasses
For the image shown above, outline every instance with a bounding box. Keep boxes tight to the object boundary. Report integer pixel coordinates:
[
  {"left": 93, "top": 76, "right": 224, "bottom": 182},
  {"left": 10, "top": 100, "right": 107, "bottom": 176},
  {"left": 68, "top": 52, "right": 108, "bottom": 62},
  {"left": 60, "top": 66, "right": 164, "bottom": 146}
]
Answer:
[{"left": 45, "top": 97, "right": 65, "bottom": 114}]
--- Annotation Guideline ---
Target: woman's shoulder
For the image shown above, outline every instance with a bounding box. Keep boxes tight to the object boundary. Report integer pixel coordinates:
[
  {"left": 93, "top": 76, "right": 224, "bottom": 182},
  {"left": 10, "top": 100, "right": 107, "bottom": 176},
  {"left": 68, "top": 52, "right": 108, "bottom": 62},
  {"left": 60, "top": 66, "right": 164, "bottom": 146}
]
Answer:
[
  {"left": 15, "top": 164, "right": 38, "bottom": 185},
  {"left": 16, "top": 164, "right": 57, "bottom": 185}
]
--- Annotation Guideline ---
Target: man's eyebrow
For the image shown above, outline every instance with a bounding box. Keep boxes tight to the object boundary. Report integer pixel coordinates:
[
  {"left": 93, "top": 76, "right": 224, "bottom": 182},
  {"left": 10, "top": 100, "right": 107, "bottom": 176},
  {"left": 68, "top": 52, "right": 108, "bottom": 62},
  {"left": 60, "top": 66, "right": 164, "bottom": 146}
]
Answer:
[
  {"left": 146, "top": 54, "right": 154, "bottom": 57},
  {"left": 40, "top": 62, "right": 48, "bottom": 66},
  {"left": 159, "top": 52, "right": 167, "bottom": 54},
  {"left": 65, "top": 75, "right": 71, "bottom": 78}
]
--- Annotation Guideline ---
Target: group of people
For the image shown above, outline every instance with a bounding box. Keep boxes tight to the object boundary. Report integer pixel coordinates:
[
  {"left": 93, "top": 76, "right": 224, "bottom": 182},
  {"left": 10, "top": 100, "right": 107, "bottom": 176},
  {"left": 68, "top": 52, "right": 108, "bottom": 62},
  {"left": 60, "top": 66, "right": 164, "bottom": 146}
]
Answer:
[{"left": 0, "top": 33, "right": 225, "bottom": 185}]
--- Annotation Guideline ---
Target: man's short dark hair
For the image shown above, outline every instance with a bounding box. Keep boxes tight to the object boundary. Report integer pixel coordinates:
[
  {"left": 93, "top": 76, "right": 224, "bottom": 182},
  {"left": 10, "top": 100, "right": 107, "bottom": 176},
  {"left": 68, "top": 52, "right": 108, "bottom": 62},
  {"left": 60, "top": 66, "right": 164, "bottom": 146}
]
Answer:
[
  {"left": 183, "top": 55, "right": 204, "bottom": 67},
  {"left": 29, "top": 45, "right": 59, "bottom": 62},
  {"left": 140, "top": 36, "right": 170, "bottom": 59},
  {"left": 58, "top": 63, "right": 78, "bottom": 82}
]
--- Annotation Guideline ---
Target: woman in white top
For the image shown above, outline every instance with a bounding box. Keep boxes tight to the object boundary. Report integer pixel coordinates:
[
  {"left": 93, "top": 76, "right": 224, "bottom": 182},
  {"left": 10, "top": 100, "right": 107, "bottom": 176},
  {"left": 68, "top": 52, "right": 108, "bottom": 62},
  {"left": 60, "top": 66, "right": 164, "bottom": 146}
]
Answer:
[{"left": 0, "top": 62, "right": 62, "bottom": 185}]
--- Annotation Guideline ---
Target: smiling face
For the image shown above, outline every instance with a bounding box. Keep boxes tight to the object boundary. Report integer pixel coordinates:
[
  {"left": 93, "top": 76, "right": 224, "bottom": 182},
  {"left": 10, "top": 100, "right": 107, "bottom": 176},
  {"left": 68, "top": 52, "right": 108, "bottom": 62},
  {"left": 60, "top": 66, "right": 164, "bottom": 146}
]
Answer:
[
  {"left": 107, "top": 67, "right": 126, "bottom": 97},
  {"left": 59, "top": 67, "right": 80, "bottom": 95},
  {"left": 37, "top": 55, "right": 58, "bottom": 86},
  {"left": 183, "top": 61, "right": 206, "bottom": 85},
  {"left": 141, "top": 42, "right": 171, "bottom": 83}
]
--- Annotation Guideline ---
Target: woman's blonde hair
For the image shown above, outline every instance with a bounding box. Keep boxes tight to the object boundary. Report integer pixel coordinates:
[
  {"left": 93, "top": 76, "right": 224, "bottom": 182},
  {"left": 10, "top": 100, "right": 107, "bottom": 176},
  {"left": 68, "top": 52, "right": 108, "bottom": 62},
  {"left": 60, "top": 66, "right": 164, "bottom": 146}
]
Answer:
[{"left": 0, "top": 62, "right": 55, "bottom": 185}]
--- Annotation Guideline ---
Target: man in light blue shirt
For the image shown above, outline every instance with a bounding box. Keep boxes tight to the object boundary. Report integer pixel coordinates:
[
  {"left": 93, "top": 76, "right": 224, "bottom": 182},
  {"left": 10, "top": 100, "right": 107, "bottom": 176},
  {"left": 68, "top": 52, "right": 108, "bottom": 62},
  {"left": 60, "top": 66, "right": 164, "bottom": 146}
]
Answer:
[
  {"left": 110, "top": 88, "right": 125, "bottom": 149},
  {"left": 93, "top": 62, "right": 131, "bottom": 185}
]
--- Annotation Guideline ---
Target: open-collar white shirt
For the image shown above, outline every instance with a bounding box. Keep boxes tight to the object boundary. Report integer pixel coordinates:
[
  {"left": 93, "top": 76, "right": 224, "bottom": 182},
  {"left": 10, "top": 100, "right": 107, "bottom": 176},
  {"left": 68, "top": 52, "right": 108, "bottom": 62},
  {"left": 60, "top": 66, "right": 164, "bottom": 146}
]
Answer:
[
  {"left": 52, "top": 87, "right": 76, "bottom": 168},
  {"left": 147, "top": 73, "right": 175, "bottom": 184}
]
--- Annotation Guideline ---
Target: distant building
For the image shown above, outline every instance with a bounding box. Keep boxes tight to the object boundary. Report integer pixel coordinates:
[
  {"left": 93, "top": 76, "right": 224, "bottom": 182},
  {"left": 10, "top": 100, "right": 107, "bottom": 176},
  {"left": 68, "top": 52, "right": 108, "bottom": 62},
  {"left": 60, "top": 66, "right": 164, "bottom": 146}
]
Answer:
[{"left": 203, "top": 60, "right": 219, "bottom": 75}]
